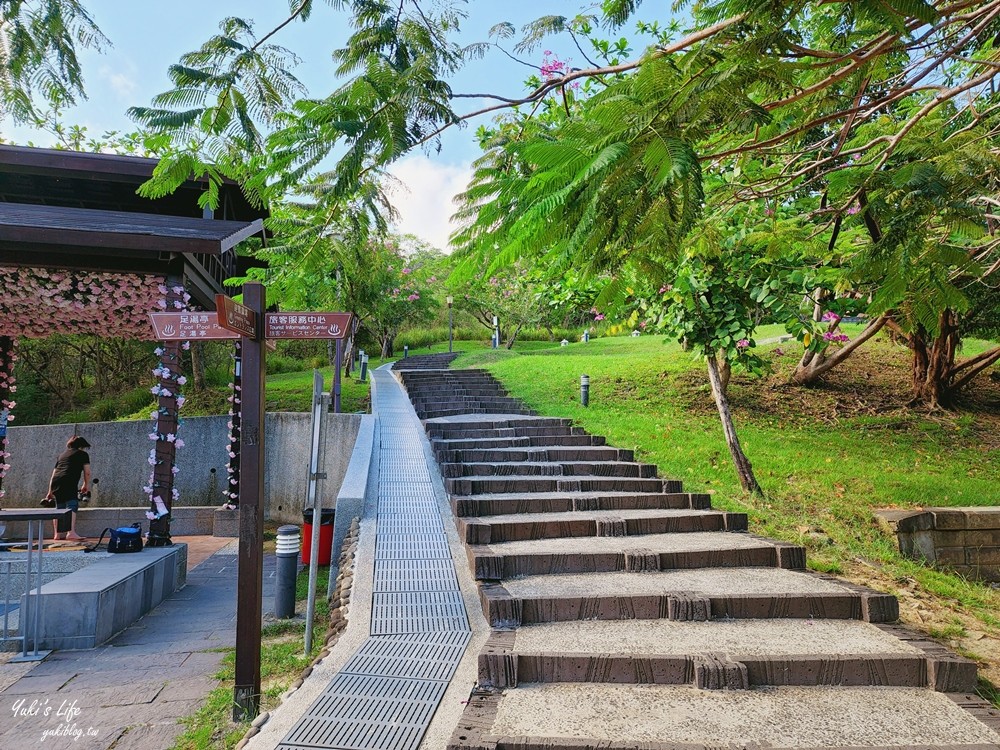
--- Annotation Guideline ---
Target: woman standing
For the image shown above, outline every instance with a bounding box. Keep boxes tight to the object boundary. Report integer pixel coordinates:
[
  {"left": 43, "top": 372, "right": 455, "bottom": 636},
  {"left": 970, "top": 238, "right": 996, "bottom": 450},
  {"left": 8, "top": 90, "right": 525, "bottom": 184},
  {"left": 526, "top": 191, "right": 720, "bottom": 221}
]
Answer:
[{"left": 44, "top": 435, "right": 91, "bottom": 541}]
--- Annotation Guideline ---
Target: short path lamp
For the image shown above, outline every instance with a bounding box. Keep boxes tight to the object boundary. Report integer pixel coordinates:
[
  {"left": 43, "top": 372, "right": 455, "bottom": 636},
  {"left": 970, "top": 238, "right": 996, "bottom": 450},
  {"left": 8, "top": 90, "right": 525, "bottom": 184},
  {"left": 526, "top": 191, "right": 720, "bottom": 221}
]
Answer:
[{"left": 446, "top": 295, "right": 454, "bottom": 353}]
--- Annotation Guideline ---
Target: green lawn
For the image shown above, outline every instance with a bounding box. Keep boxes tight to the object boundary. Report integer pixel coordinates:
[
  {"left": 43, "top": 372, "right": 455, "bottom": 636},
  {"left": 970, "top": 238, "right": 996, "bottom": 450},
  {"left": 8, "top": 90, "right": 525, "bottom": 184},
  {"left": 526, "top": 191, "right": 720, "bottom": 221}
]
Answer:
[{"left": 453, "top": 332, "right": 1000, "bottom": 633}]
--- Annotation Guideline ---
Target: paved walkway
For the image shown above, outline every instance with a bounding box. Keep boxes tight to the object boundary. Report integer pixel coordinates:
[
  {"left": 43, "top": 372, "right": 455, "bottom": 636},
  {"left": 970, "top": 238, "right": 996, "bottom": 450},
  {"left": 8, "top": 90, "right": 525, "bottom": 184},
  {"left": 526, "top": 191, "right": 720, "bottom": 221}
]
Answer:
[
  {"left": 261, "top": 366, "right": 472, "bottom": 750},
  {"left": 0, "top": 535, "right": 263, "bottom": 750}
]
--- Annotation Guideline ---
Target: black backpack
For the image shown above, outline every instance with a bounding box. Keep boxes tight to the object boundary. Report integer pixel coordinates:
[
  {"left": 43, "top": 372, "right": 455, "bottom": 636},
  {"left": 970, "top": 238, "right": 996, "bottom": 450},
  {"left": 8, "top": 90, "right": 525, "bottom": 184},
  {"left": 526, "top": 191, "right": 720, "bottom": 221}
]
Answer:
[{"left": 85, "top": 523, "right": 143, "bottom": 553}]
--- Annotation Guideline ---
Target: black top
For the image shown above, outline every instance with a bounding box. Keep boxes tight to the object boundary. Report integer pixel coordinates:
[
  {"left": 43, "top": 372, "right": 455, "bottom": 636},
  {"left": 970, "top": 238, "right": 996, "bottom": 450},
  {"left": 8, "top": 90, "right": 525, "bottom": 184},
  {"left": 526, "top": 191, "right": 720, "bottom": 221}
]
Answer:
[{"left": 51, "top": 448, "right": 89, "bottom": 499}]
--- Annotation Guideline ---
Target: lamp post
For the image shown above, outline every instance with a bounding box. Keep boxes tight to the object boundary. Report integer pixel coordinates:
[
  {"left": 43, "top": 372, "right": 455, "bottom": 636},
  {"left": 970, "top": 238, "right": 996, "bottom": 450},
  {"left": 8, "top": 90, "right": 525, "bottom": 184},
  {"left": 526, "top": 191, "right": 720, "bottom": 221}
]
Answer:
[{"left": 446, "top": 295, "right": 454, "bottom": 353}]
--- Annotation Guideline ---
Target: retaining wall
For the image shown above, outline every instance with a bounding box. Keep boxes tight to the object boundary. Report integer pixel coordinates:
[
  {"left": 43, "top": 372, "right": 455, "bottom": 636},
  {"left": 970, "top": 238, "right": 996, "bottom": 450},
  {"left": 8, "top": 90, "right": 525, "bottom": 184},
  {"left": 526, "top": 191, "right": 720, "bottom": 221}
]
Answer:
[
  {"left": 893, "top": 507, "right": 1000, "bottom": 582},
  {"left": 1, "top": 413, "right": 361, "bottom": 526}
]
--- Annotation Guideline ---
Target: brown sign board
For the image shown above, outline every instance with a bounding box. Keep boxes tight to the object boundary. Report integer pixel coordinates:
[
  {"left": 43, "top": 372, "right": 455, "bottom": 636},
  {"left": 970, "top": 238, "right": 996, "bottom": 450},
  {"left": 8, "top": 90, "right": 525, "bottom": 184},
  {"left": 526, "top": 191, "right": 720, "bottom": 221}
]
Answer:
[
  {"left": 265, "top": 312, "right": 353, "bottom": 340},
  {"left": 216, "top": 294, "right": 259, "bottom": 339},
  {"left": 149, "top": 312, "right": 238, "bottom": 341}
]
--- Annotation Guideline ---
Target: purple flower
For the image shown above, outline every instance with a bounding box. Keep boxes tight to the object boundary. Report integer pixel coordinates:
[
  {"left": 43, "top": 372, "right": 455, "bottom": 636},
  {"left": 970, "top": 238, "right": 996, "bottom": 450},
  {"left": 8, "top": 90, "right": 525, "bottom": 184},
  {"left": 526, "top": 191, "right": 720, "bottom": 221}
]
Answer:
[
  {"left": 821, "top": 311, "right": 841, "bottom": 323},
  {"left": 773, "top": 347, "right": 785, "bottom": 356},
  {"left": 594, "top": 313, "right": 605, "bottom": 321},
  {"left": 736, "top": 339, "right": 750, "bottom": 349}
]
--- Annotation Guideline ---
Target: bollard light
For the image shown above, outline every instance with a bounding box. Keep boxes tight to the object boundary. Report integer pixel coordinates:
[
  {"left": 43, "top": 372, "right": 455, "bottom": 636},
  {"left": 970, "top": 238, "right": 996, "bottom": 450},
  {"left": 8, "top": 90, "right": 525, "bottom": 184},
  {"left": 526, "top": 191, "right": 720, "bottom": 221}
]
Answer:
[
  {"left": 446, "top": 295, "right": 454, "bottom": 353},
  {"left": 274, "top": 525, "right": 300, "bottom": 619},
  {"left": 580, "top": 374, "right": 590, "bottom": 407},
  {"left": 560, "top": 339, "right": 569, "bottom": 347},
  {"left": 359, "top": 353, "right": 368, "bottom": 382},
  {"left": 403, "top": 345, "right": 408, "bottom": 358},
  {"left": 583, "top": 330, "right": 590, "bottom": 343}
]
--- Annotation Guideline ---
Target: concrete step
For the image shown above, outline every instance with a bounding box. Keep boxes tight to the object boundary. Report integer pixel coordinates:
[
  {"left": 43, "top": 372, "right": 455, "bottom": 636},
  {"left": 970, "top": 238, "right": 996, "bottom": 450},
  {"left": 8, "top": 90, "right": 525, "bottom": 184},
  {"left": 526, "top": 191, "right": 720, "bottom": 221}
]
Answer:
[
  {"left": 451, "top": 491, "right": 706, "bottom": 517},
  {"left": 480, "top": 568, "right": 899, "bottom": 627},
  {"left": 440, "top": 461, "right": 660, "bottom": 479},
  {"left": 433, "top": 435, "right": 608, "bottom": 451},
  {"left": 467, "top": 532, "right": 805, "bottom": 580},
  {"left": 457, "top": 508, "right": 746, "bottom": 544},
  {"left": 428, "top": 424, "right": 587, "bottom": 440},
  {"left": 408, "top": 388, "right": 511, "bottom": 399},
  {"left": 448, "top": 683, "right": 1000, "bottom": 749},
  {"left": 477, "top": 620, "right": 977, "bottom": 692},
  {"left": 421, "top": 407, "right": 535, "bottom": 420},
  {"left": 445, "top": 475, "right": 681, "bottom": 495},
  {"left": 391, "top": 351, "right": 459, "bottom": 366},
  {"left": 436, "top": 446, "right": 634, "bottom": 464}
]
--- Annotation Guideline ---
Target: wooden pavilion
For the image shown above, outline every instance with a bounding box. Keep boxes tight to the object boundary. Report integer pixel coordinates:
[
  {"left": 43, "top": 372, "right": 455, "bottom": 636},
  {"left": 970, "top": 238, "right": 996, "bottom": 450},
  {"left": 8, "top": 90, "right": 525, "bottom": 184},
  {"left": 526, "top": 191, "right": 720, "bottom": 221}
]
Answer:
[{"left": 0, "top": 145, "right": 267, "bottom": 544}]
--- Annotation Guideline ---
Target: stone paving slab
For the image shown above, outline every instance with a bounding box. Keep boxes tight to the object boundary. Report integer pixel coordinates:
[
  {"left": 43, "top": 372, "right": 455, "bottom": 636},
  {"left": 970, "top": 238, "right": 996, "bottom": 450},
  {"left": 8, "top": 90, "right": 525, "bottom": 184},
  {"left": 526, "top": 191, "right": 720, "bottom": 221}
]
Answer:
[
  {"left": 509, "top": 619, "right": 924, "bottom": 656},
  {"left": 501, "top": 568, "right": 851, "bottom": 598},
  {"left": 0, "top": 538, "right": 260, "bottom": 750},
  {"left": 472, "top": 683, "right": 1000, "bottom": 748}
]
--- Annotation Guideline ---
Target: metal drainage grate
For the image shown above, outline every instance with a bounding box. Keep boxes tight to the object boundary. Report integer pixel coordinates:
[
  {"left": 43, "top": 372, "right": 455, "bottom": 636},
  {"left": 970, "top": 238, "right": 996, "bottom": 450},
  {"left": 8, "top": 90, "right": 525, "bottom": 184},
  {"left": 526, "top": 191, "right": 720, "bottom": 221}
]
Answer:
[
  {"left": 373, "top": 559, "right": 460, "bottom": 593},
  {"left": 342, "top": 631, "right": 471, "bottom": 681},
  {"left": 278, "top": 673, "right": 448, "bottom": 750},
  {"left": 370, "top": 592, "right": 468, "bottom": 635},
  {"left": 278, "top": 369, "right": 471, "bottom": 750},
  {"left": 375, "top": 535, "right": 451, "bottom": 560}
]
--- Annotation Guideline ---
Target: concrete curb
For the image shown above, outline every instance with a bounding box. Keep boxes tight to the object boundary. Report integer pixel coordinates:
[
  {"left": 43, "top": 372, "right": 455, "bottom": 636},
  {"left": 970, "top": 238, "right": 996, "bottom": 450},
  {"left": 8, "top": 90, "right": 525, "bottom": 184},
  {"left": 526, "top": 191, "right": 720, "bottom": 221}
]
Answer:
[{"left": 331, "top": 413, "right": 376, "bottom": 561}]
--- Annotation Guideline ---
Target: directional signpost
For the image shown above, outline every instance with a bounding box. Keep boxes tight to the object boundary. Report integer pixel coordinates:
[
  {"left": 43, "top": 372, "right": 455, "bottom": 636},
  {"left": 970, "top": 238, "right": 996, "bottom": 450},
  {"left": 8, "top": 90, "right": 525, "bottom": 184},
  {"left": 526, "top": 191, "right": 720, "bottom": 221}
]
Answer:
[
  {"left": 207, "top": 292, "right": 354, "bottom": 722},
  {"left": 149, "top": 312, "right": 239, "bottom": 341}
]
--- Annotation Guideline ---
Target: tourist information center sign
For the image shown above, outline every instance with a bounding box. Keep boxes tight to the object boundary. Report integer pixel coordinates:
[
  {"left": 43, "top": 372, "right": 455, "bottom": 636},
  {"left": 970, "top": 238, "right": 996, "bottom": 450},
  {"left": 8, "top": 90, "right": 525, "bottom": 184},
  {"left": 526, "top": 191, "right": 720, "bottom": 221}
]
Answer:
[
  {"left": 264, "top": 312, "right": 352, "bottom": 340},
  {"left": 149, "top": 312, "right": 238, "bottom": 340}
]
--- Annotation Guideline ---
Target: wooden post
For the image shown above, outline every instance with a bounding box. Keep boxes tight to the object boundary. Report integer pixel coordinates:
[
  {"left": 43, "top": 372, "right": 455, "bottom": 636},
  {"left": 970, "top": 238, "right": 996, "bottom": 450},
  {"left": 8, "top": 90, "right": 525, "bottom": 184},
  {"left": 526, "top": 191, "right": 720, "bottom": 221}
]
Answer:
[
  {"left": 233, "top": 283, "right": 265, "bottom": 721},
  {"left": 0, "top": 336, "right": 15, "bottom": 501},
  {"left": 148, "top": 280, "right": 184, "bottom": 546}
]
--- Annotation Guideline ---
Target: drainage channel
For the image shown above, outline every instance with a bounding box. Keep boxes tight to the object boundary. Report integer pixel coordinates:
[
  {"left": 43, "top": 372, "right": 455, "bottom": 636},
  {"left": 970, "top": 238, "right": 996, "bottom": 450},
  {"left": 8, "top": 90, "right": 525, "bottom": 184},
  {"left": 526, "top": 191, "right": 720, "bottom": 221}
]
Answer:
[{"left": 278, "top": 367, "right": 471, "bottom": 750}]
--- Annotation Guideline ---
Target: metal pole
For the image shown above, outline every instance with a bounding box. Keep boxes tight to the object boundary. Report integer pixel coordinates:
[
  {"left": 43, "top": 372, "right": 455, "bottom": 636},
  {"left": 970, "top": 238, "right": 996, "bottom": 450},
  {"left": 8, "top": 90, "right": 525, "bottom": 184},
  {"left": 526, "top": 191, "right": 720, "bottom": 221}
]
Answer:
[
  {"left": 234, "top": 283, "right": 266, "bottom": 722},
  {"left": 304, "top": 371, "right": 328, "bottom": 655},
  {"left": 333, "top": 339, "right": 343, "bottom": 414},
  {"left": 448, "top": 305, "right": 453, "bottom": 353},
  {"left": 580, "top": 374, "right": 590, "bottom": 407}
]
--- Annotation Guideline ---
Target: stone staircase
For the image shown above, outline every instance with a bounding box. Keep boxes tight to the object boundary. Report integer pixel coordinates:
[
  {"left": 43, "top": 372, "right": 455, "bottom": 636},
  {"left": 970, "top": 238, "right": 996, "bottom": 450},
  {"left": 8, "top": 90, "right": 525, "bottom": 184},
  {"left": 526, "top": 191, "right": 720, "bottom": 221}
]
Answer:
[{"left": 394, "top": 357, "right": 1000, "bottom": 749}]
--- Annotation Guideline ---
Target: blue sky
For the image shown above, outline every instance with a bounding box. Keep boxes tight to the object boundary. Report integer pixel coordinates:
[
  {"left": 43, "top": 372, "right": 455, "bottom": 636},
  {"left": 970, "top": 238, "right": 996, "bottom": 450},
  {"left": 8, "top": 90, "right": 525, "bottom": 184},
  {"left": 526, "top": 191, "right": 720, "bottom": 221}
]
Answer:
[{"left": 3, "top": 1, "right": 667, "bottom": 248}]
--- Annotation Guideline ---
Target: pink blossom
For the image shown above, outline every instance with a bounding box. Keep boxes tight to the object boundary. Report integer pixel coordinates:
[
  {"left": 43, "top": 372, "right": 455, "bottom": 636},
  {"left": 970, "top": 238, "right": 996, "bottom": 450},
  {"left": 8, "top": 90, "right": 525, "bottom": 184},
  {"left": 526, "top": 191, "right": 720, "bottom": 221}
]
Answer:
[
  {"left": 736, "top": 339, "right": 750, "bottom": 349},
  {"left": 821, "top": 311, "right": 840, "bottom": 323},
  {"left": 594, "top": 313, "right": 605, "bottom": 321},
  {"left": 407, "top": 293, "right": 420, "bottom": 302},
  {"left": 402, "top": 267, "right": 412, "bottom": 275}
]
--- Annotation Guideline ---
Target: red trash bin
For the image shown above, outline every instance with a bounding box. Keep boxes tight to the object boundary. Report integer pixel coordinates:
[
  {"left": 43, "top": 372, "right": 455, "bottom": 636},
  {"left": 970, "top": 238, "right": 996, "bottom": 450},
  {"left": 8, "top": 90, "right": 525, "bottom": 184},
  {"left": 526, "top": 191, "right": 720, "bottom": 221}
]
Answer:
[{"left": 301, "top": 509, "right": 335, "bottom": 565}]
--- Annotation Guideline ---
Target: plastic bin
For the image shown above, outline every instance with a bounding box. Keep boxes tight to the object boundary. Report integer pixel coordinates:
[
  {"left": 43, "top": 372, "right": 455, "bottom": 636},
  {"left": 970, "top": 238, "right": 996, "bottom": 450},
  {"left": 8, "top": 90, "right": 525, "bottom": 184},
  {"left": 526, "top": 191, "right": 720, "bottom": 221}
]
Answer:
[{"left": 301, "top": 508, "right": 335, "bottom": 565}]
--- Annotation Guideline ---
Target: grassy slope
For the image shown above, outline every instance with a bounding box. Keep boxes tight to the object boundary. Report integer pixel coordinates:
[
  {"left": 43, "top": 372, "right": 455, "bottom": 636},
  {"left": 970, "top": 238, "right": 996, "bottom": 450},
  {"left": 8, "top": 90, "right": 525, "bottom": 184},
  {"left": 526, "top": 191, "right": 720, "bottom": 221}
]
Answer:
[{"left": 453, "top": 331, "right": 1000, "bottom": 673}]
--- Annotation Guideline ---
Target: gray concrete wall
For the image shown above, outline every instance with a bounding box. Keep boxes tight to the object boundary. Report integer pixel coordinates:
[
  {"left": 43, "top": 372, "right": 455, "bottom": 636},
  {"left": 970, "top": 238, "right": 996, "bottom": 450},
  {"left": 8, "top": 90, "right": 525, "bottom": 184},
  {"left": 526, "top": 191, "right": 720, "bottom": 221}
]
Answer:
[{"left": 2, "top": 413, "right": 361, "bottom": 524}]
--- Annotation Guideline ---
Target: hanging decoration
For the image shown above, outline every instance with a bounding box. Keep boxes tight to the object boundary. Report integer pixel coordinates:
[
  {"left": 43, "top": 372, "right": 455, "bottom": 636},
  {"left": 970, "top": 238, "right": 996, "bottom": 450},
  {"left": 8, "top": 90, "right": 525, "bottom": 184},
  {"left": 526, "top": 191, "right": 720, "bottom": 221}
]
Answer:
[
  {"left": 144, "top": 284, "right": 191, "bottom": 528},
  {"left": 0, "top": 267, "right": 167, "bottom": 339},
  {"left": 0, "top": 337, "right": 17, "bottom": 500},
  {"left": 223, "top": 341, "right": 242, "bottom": 510}
]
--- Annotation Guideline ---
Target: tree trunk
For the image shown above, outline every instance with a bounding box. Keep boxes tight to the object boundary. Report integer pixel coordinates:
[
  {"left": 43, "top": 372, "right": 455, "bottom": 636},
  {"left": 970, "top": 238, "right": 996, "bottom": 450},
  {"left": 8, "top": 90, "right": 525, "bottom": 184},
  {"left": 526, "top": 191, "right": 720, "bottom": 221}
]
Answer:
[
  {"left": 716, "top": 352, "right": 731, "bottom": 395},
  {"left": 380, "top": 334, "right": 393, "bottom": 359},
  {"left": 191, "top": 341, "right": 206, "bottom": 392},
  {"left": 792, "top": 314, "right": 889, "bottom": 385},
  {"left": 706, "top": 353, "right": 762, "bottom": 495},
  {"left": 506, "top": 325, "right": 523, "bottom": 350},
  {"left": 909, "top": 311, "right": 959, "bottom": 408}
]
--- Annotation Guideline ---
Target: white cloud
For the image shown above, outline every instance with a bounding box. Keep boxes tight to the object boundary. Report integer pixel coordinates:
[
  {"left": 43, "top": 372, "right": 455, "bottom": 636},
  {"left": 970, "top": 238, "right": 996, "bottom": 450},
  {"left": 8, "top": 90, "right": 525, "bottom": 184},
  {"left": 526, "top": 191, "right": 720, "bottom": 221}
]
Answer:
[
  {"left": 387, "top": 156, "right": 472, "bottom": 252},
  {"left": 99, "top": 63, "right": 139, "bottom": 100}
]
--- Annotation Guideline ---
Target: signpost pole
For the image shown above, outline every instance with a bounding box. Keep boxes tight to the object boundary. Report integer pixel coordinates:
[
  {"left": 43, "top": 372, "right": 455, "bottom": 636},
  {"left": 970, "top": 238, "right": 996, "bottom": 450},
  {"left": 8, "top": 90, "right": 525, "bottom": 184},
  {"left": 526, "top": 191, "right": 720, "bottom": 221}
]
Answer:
[
  {"left": 233, "top": 283, "right": 265, "bottom": 722},
  {"left": 333, "top": 339, "right": 343, "bottom": 414}
]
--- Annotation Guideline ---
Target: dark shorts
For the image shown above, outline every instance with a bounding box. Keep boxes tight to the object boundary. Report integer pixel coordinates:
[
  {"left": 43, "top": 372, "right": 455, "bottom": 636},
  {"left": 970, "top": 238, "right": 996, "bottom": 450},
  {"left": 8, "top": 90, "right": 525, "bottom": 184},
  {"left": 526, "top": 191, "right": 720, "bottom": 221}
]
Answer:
[{"left": 54, "top": 497, "right": 79, "bottom": 532}]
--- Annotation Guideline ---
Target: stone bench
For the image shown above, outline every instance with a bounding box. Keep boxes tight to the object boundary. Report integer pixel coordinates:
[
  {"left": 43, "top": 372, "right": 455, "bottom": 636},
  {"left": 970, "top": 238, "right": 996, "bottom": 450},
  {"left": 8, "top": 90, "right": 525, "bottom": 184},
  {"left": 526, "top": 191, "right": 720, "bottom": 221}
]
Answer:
[
  {"left": 20, "top": 543, "right": 187, "bottom": 650},
  {"left": 879, "top": 507, "right": 1000, "bottom": 582}
]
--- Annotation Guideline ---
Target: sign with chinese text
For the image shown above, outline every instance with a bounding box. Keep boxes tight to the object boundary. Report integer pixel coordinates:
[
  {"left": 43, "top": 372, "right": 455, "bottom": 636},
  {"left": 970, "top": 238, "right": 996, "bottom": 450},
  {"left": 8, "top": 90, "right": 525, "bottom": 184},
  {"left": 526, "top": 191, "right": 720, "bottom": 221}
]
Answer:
[
  {"left": 264, "top": 312, "right": 352, "bottom": 340},
  {"left": 149, "top": 312, "right": 239, "bottom": 341},
  {"left": 216, "top": 294, "right": 259, "bottom": 339}
]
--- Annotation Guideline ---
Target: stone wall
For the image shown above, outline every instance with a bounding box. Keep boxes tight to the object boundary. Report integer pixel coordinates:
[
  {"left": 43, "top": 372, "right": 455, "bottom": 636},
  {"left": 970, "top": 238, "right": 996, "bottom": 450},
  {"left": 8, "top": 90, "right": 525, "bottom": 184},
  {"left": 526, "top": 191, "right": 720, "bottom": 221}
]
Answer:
[
  {"left": 893, "top": 507, "right": 1000, "bottom": 582},
  {"left": 1, "top": 413, "right": 361, "bottom": 525}
]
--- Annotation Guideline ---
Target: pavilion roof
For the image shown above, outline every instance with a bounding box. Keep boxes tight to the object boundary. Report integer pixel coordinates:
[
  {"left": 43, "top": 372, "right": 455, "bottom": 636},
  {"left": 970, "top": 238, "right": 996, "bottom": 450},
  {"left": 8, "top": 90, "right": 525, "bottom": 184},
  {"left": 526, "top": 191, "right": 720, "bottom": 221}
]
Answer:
[{"left": 0, "top": 146, "right": 269, "bottom": 339}]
